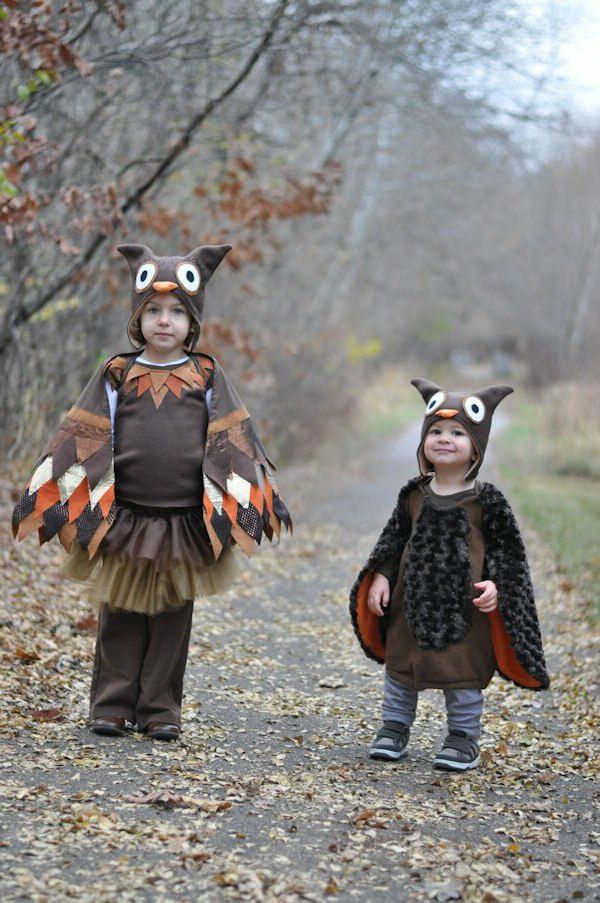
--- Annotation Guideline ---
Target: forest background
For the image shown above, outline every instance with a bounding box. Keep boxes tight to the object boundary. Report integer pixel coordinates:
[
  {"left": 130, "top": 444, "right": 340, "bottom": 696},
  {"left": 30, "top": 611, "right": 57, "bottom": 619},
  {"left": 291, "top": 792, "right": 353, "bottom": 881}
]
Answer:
[{"left": 1, "top": 0, "right": 599, "bottom": 611}]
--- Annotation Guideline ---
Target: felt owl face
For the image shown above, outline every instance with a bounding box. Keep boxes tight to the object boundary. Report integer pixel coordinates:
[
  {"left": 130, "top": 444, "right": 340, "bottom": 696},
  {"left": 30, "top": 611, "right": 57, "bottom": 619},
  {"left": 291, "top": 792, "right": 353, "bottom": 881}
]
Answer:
[
  {"left": 117, "top": 242, "right": 231, "bottom": 349},
  {"left": 411, "top": 377, "right": 514, "bottom": 479}
]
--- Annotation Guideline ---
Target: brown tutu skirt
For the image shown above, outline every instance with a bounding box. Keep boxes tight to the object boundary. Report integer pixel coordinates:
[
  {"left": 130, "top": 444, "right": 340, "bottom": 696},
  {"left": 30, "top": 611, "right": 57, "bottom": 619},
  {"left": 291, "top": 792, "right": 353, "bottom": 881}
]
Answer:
[{"left": 62, "top": 502, "right": 241, "bottom": 616}]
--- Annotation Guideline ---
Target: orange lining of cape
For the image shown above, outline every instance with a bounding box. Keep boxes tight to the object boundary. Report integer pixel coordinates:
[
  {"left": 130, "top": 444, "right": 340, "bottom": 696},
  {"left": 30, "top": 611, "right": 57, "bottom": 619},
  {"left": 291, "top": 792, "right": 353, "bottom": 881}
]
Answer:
[
  {"left": 356, "top": 572, "right": 385, "bottom": 661},
  {"left": 355, "top": 572, "right": 542, "bottom": 687},
  {"left": 487, "top": 608, "right": 542, "bottom": 688}
]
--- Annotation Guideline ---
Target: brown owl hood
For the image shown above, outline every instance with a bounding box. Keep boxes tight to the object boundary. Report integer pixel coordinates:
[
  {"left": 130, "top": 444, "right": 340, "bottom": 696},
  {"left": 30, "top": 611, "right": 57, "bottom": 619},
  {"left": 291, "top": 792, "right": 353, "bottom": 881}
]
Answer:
[
  {"left": 411, "top": 378, "right": 514, "bottom": 479},
  {"left": 117, "top": 242, "right": 232, "bottom": 349}
]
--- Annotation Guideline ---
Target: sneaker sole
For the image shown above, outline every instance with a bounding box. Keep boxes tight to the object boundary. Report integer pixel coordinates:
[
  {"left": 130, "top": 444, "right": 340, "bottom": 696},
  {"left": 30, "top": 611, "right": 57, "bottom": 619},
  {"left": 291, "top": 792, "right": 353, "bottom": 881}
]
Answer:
[
  {"left": 433, "top": 754, "right": 480, "bottom": 772},
  {"left": 368, "top": 748, "right": 408, "bottom": 761}
]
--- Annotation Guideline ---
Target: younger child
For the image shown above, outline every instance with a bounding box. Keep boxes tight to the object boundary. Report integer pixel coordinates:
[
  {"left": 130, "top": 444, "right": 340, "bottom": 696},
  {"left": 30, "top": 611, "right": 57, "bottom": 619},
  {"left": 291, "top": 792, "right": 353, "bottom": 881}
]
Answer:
[
  {"left": 350, "top": 378, "right": 548, "bottom": 771},
  {"left": 13, "top": 242, "right": 291, "bottom": 740}
]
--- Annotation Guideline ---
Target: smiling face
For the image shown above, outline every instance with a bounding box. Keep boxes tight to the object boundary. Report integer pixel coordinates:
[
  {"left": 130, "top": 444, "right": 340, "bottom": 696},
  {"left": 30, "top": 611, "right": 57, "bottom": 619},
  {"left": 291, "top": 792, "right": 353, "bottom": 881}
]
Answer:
[
  {"left": 423, "top": 419, "right": 475, "bottom": 475},
  {"left": 411, "top": 377, "right": 514, "bottom": 479},
  {"left": 139, "top": 294, "right": 192, "bottom": 358}
]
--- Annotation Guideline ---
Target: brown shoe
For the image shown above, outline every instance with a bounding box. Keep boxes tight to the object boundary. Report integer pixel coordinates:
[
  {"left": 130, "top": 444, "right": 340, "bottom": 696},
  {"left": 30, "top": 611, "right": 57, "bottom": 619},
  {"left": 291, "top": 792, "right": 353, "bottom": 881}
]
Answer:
[
  {"left": 90, "top": 716, "right": 133, "bottom": 737},
  {"left": 145, "top": 722, "right": 180, "bottom": 741}
]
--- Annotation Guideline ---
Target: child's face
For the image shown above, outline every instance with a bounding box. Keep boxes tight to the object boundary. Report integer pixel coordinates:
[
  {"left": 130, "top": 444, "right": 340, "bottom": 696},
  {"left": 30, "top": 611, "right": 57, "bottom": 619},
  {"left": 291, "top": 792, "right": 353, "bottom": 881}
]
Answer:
[
  {"left": 139, "top": 294, "right": 192, "bottom": 355},
  {"left": 423, "top": 419, "right": 475, "bottom": 473}
]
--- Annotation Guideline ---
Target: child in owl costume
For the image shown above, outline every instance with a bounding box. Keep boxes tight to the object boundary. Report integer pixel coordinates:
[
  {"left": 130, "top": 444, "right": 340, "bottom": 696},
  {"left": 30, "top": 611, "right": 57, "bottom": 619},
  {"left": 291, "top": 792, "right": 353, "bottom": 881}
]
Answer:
[
  {"left": 350, "top": 379, "right": 548, "bottom": 771},
  {"left": 12, "top": 242, "right": 291, "bottom": 740}
]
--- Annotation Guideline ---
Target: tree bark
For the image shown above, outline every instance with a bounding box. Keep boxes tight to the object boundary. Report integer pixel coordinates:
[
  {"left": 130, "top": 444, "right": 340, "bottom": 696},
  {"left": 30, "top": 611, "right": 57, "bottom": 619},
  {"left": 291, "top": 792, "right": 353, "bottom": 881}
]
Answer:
[{"left": 564, "top": 215, "right": 600, "bottom": 364}]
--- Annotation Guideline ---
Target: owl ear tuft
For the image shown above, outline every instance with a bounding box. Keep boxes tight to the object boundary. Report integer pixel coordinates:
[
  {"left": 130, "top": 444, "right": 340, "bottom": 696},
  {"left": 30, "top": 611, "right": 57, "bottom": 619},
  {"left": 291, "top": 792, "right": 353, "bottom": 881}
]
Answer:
[
  {"left": 116, "top": 244, "right": 156, "bottom": 272},
  {"left": 411, "top": 377, "right": 444, "bottom": 405},
  {"left": 188, "top": 244, "right": 232, "bottom": 284},
  {"left": 475, "top": 384, "right": 514, "bottom": 411}
]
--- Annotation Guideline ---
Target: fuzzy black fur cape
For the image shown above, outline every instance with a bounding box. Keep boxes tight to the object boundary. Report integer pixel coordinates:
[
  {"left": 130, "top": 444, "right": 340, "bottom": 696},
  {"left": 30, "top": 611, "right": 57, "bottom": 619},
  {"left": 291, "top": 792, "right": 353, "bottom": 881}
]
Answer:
[{"left": 349, "top": 477, "right": 549, "bottom": 690}]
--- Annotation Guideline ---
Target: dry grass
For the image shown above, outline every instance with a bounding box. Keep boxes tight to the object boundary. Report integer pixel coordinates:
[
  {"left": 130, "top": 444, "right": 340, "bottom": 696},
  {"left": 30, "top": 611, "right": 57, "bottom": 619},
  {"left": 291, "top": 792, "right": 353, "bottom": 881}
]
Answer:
[
  {"left": 362, "top": 365, "right": 419, "bottom": 436},
  {"left": 497, "top": 382, "right": 600, "bottom": 619},
  {"left": 535, "top": 382, "right": 600, "bottom": 481}
]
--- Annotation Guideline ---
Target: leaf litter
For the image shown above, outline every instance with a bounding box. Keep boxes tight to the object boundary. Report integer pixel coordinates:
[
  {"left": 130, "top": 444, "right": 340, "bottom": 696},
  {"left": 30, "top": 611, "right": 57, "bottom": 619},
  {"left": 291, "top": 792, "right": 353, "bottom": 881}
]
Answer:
[{"left": 0, "top": 431, "right": 598, "bottom": 901}]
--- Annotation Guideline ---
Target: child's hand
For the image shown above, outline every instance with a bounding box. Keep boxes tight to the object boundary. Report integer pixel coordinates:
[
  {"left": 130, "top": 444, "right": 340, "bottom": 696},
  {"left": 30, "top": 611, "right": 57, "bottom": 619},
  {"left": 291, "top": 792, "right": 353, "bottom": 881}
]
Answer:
[
  {"left": 473, "top": 580, "right": 498, "bottom": 613},
  {"left": 367, "top": 573, "right": 390, "bottom": 616}
]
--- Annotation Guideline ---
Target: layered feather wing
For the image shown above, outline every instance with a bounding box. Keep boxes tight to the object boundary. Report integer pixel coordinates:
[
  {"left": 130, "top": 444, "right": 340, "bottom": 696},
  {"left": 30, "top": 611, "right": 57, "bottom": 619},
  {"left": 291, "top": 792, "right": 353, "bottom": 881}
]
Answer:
[
  {"left": 11, "top": 356, "right": 126, "bottom": 557},
  {"left": 201, "top": 392, "right": 292, "bottom": 559},
  {"left": 12, "top": 353, "right": 291, "bottom": 562}
]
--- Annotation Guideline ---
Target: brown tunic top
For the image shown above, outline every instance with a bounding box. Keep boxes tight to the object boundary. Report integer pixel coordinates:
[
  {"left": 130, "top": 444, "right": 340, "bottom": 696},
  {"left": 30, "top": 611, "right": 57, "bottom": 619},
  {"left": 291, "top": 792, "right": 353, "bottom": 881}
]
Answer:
[
  {"left": 113, "top": 359, "right": 209, "bottom": 508},
  {"left": 382, "top": 481, "right": 496, "bottom": 691}
]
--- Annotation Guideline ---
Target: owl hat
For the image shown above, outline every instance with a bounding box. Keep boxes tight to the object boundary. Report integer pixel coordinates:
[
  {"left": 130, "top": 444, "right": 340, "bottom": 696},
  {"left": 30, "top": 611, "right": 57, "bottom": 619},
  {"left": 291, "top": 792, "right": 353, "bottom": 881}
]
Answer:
[
  {"left": 117, "top": 243, "right": 232, "bottom": 349},
  {"left": 412, "top": 378, "right": 514, "bottom": 479}
]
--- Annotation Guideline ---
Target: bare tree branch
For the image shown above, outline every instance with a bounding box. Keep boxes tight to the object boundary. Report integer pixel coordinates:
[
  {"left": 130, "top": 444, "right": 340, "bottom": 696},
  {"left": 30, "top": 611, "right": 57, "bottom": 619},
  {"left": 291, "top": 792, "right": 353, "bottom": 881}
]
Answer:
[{"left": 0, "top": 0, "right": 291, "bottom": 357}]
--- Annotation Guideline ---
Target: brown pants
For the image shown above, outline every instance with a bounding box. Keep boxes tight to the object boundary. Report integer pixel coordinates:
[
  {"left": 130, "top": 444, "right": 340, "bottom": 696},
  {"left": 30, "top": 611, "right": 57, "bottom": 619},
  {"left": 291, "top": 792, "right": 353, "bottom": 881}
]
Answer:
[{"left": 89, "top": 602, "right": 193, "bottom": 730}]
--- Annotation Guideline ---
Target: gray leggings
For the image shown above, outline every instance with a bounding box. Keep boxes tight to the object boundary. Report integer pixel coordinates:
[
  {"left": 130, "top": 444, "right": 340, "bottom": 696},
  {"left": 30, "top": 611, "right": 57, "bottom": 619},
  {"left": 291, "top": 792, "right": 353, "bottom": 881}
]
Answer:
[{"left": 383, "top": 674, "right": 483, "bottom": 738}]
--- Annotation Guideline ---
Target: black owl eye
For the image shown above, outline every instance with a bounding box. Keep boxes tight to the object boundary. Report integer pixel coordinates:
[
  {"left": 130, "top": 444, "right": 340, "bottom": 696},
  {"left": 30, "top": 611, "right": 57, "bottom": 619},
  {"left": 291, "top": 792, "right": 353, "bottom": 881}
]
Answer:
[
  {"left": 463, "top": 396, "right": 486, "bottom": 423},
  {"left": 176, "top": 261, "right": 201, "bottom": 294},
  {"left": 135, "top": 262, "right": 157, "bottom": 292},
  {"left": 425, "top": 391, "right": 446, "bottom": 414}
]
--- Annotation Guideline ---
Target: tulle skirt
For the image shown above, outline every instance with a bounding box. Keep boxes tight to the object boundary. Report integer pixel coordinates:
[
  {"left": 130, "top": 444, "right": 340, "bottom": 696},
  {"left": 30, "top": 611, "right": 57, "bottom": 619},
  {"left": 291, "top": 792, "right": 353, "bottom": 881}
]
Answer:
[{"left": 62, "top": 502, "right": 240, "bottom": 616}]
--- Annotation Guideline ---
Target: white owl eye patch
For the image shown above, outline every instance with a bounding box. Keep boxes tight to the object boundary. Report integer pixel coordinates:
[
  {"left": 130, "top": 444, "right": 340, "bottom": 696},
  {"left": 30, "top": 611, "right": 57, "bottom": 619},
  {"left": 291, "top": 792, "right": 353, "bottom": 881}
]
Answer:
[
  {"left": 425, "top": 391, "right": 446, "bottom": 414},
  {"left": 135, "top": 261, "right": 157, "bottom": 292},
  {"left": 463, "top": 396, "right": 486, "bottom": 423},
  {"left": 176, "top": 261, "right": 201, "bottom": 294}
]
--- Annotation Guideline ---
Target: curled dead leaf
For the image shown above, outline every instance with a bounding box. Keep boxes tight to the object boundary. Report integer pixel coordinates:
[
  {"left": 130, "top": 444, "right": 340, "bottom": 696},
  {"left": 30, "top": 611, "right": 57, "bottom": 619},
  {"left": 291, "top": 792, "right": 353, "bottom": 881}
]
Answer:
[
  {"left": 124, "top": 791, "right": 232, "bottom": 813},
  {"left": 15, "top": 646, "right": 40, "bottom": 663},
  {"left": 352, "top": 808, "right": 377, "bottom": 825},
  {"left": 74, "top": 614, "right": 98, "bottom": 633},
  {"left": 537, "top": 771, "right": 554, "bottom": 784},
  {"left": 351, "top": 808, "right": 390, "bottom": 828},
  {"left": 182, "top": 851, "right": 211, "bottom": 864},
  {"left": 318, "top": 676, "right": 347, "bottom": 689},
  {"left": 32, "top": 707, "right": 65, "bottom": 723}
]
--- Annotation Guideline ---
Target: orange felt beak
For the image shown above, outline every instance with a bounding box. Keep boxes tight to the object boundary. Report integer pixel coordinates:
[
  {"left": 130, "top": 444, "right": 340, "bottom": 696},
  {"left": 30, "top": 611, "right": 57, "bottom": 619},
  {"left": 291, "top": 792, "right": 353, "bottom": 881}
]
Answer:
[
  {"left": 436, "top": 409, "right": 458, "bottom": 418},
  {"left": 152, "top": 281, "right": 178, "bottom": 292}
]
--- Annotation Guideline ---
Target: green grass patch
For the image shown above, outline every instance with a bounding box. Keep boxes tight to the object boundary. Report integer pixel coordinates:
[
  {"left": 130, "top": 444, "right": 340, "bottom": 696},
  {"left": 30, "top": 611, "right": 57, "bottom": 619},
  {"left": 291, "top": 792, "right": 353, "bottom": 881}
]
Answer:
[
  {"left": 498, "top": 392, "right": 600, "bottom": 620},
  {"left": 502, "top": 469, "right": 600, "bottom": 615}
]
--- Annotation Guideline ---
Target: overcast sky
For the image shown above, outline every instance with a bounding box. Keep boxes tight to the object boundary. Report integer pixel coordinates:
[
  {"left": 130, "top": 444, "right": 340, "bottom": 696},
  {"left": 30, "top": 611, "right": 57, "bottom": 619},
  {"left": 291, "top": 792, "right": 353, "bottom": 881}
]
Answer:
[{"left": 558, "top": 0, "right": 600, "bottom": 113}]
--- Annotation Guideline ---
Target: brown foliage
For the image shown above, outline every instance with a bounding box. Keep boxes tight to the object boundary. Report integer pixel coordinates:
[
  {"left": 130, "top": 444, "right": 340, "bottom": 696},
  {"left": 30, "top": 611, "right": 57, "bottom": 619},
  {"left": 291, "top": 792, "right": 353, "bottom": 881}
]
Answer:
[
  {"left": 210, "top": 158, "right": 341, "bottom": 232},
  {"left": 200, "top": 320, "right": 261, "bottom": 365},
  {"left": 0, "top": 4, "right": 93, "bottom": 77}
]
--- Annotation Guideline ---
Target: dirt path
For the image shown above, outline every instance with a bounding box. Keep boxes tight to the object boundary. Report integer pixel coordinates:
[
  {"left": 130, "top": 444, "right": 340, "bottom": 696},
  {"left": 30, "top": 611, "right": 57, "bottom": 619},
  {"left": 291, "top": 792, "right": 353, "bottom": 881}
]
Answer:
[{"left": 0, "top": 422, "right": 598, "bottom": 902}]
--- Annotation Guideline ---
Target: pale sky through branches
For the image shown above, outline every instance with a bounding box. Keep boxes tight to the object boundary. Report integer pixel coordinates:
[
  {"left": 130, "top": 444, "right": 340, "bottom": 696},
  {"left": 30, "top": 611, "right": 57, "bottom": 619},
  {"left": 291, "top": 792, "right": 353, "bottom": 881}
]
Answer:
[{"left": 553, "top": 0, "right": 600, "bottom": 113}]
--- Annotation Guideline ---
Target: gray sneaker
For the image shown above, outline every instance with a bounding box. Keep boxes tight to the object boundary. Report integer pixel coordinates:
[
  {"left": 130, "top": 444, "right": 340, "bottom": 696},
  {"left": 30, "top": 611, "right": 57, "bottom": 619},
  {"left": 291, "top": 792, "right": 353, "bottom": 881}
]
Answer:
[
  {"left": 433, "top": 731, "right": 480, "bottom": 771},
  {"left": 368, "top": 722, "right": 410, "bottom": 761}
]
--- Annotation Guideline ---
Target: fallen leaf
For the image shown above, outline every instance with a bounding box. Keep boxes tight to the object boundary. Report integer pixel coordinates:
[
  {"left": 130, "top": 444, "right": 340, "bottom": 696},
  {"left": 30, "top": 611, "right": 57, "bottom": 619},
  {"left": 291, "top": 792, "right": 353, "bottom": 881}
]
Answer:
[
  {"left": 32, "top": 707, "right": 65, "bottom": 723},
  {"left": 74, "top": 614, "right": 98, "bottom": 632},
  {"left": 318, "top": 677, "right": 347, "bottom": 689},
  {"left": 15, "top": 646, "right": 40, "bottom": 663}
]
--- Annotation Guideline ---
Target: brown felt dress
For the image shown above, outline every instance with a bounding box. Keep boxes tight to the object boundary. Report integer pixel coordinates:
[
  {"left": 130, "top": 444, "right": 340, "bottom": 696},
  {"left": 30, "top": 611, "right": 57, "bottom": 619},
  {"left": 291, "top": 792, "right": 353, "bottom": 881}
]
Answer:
[
  {"left": 381, "top": 480, "right": 496, "bottom": 691},
  {"left": 62, "top": 358, "right": 239, "bottom": 615}
]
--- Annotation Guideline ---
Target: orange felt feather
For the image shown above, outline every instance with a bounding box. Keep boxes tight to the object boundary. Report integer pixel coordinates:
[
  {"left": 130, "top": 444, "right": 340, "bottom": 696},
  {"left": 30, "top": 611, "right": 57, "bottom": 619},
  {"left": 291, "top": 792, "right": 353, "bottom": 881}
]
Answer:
[
  {"left": 67, "top": 478, "right": 90, "bottom": 522},
  {"left": 222, "top": 492, "right": 238, "bottom": 522},
  {"left": 98, "top": 484, "right": 115, "bottom": 517},
  {"left": 249, "top": 484, "right": 264, "bottom": 512},
  {"left": 34, "top": 480, "right": 60, "bottom": 514}
]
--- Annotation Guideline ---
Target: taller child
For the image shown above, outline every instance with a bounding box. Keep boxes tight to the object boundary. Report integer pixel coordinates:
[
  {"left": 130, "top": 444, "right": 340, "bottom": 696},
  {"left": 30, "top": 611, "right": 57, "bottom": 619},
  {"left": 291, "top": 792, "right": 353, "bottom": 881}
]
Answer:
[{"left": 13, "top": 242, "right": 291, "bottom": 740}]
